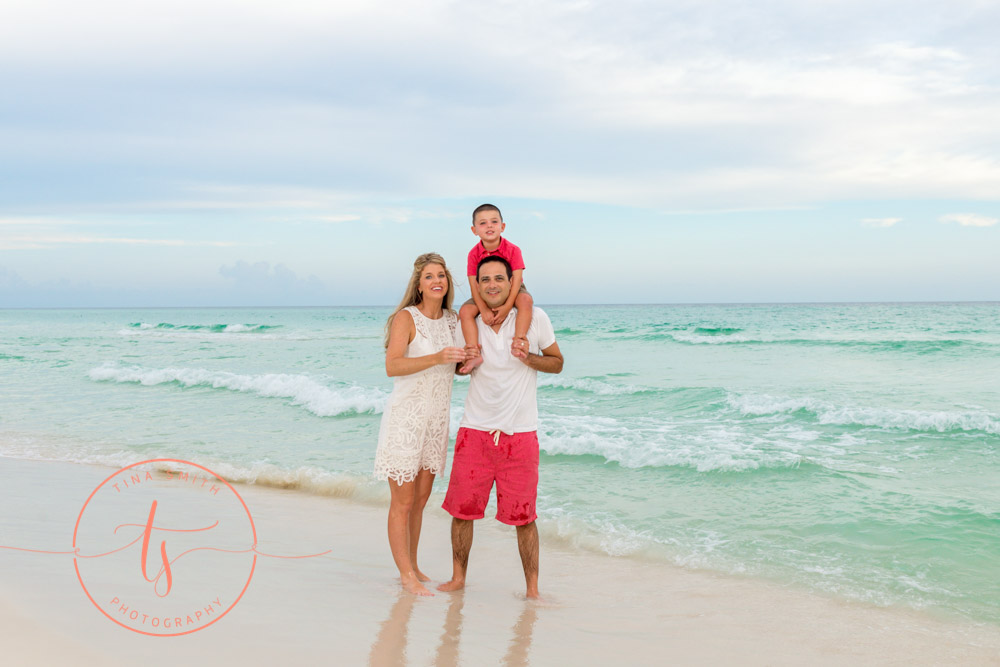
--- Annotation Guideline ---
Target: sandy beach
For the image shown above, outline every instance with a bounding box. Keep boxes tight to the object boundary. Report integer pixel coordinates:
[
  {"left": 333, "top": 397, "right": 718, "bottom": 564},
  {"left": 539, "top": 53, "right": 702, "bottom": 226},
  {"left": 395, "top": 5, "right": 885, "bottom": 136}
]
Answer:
[{"left": 1, "top": 455, "right": 999, "bottom": 666}]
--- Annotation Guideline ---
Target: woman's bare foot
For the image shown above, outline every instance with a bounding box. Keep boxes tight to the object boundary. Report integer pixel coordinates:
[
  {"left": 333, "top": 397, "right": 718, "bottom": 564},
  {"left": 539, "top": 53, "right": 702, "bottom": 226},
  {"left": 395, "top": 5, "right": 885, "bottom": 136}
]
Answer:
[
  {"left": 436, "top": 578, "right": 465, "bottom": 593},
  {"left": 401, "top": 574, "right": 434, "bottom": 596},
  {"left": 415, "top": 568, "right": 431, "bottom": 583}
]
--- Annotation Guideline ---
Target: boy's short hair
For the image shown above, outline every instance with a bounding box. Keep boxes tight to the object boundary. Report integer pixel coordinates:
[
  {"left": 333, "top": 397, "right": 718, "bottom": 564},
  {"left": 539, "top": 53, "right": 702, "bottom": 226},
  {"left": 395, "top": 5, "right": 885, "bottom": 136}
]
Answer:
[
  {"left": 477, "top": 255, "right": 513, "bottom": 281},
  {"left": 472, "top": 203, "right": 502, "bottom": 222}
]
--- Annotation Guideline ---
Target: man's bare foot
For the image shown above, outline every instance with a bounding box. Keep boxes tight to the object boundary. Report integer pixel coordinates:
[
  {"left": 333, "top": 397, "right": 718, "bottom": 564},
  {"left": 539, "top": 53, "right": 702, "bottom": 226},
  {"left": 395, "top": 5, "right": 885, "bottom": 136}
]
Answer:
[
  {"left": 401, "top": 575, "right": 434, "bottom": 596},
  {"left": 525, "top": 588, "right": 540, "bottom": 600},
  {"left": 436, "top": 578, "right": 465, "bottom": 593}
]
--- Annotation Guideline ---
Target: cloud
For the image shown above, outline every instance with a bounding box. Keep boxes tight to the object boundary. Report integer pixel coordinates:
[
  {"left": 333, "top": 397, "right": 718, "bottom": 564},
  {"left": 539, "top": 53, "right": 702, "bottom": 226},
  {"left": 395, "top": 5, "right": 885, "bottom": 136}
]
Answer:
[
  {"left": 0, "top": 266, "right": 29, "bottom": 290},
  {"left": 311, "top": 214, "right": 363, "bottom": 223},
  {"left": 1, "top": 259, "right": 333, "bottom": 308},
  {"left": 869, "top": 42, "right": 964, "bottom": 64},
  {"left": 4, "top": 0, "right": 1000, "bottom": 212},
  {"left": 0, "top": 217, "right": 83, "bottom": 226},
  {"left": 218, "top": 261, "right": 326, "bottom": 301},
  {"left": 216, "top": 260, "right": 343, "bottom": 305},
  {"left": 135, "top": 184, "right": 361, "bottom": 212},
  {"left": 0, "top": 214, "right": 243, "bottom": 248},
  {"left": 0, "top": 235, "right": 240, "bottom": 250},
  {"left": 862, "top": 217, "right": 902, "bottom": 227},
  {"left": 939, "top": 213, "right": 998, "bottom": 227}
]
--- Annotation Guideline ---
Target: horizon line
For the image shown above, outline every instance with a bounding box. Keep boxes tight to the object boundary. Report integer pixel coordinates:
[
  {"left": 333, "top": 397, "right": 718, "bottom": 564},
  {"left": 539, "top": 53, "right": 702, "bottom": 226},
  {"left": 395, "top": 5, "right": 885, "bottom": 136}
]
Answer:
[{"left": 3, "top": 300, "right": 999, "bottom": 311}]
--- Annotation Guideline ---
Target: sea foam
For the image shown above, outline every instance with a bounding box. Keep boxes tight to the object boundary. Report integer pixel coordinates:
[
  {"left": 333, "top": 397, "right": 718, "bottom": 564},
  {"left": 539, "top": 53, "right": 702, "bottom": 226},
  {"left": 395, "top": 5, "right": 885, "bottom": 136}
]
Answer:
[
  {"left": 88, "top": 365, "right": 388, "bottom": 417},
  {"left": 127, "top": 322, "right": 279, "bottom": 333},
  {"left": 0, "top": 436, "right": 391, "bottom": 506},
  {"left": 169, "top": 460, "right": 390, "bottom": 505},
  {"left": 537, "top": 376, "right": 650, "bottom": 395},
  {"left": 540, "top": 414, "right": 805, "bottom": 472},
  {"left": 727, "top": 392, "right": 1000, "bottom": 435}
]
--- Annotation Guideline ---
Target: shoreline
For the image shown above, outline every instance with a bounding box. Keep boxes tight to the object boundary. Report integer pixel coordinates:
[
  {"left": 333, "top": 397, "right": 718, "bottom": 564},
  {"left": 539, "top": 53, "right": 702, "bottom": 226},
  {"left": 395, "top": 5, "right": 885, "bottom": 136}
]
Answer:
[
  {"left": 3, "top": 444, "right": 995, "bottom": 629},
  {"left": 2, "top": 455, "right": 1000, "bottom": 665}
]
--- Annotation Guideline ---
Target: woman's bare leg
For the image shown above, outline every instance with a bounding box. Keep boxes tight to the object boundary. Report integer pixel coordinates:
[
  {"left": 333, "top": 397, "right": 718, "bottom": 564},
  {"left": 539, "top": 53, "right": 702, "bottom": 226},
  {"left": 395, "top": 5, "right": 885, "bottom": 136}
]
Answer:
[
  {"left": 388, "top": 478, "right": 433, "bottom": 595},
  {"left": 408, "top": 468, "right": 435, "bottom": 582}
]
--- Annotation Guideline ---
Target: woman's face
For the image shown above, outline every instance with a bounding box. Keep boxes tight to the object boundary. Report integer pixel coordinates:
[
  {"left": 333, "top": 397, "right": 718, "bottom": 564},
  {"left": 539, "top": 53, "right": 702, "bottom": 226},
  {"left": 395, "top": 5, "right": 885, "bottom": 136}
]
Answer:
[{"left": 419, "top": 263, "right": 448, "bottom": 301}]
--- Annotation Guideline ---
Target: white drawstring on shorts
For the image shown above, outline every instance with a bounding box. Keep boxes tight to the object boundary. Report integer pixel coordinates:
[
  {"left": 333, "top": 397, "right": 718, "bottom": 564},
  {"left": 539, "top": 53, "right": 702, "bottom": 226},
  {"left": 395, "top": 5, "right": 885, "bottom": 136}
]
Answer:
[{"left": 489, "top": 429, "right": 502, "bottom": 447}]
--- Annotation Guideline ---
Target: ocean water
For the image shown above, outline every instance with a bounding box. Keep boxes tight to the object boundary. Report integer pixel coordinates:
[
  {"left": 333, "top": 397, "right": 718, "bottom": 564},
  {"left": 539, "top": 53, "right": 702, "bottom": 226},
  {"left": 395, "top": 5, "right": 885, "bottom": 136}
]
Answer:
[{"left": 1, "top": 303, "right": 998, "bottom": 625}]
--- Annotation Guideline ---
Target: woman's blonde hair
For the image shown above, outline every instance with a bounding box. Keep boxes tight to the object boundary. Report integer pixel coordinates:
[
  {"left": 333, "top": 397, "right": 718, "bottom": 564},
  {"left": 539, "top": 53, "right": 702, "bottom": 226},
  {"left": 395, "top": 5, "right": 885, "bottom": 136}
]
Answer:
[{"left": 384, "top": 252, "right": 455, "bottom": 348}]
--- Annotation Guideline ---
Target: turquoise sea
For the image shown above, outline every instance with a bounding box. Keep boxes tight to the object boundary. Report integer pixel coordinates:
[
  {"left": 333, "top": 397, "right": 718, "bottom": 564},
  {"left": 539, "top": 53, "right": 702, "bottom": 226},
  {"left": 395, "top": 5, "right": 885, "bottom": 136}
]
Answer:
[{"left": 1, "top": 303, "right": 998, "bottom": 625}]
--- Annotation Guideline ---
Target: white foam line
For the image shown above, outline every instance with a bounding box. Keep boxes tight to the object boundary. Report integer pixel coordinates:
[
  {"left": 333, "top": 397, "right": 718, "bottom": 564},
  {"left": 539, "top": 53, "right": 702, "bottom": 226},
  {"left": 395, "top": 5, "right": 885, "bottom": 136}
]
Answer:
[
  {"left": 727, "top": 392, "right": 1000, "bottom": 435},
  {"left": 537, "top": 376, "right": 647, "bottom": 395},
  {"left": 88, "top": 365, "right": 388, "bottom": 417}
]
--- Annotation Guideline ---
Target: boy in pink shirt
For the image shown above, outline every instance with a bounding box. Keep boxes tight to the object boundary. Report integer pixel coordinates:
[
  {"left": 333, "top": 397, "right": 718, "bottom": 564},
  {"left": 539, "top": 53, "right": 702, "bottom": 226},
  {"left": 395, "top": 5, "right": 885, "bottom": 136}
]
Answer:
[{"left": 459, "top": 204, "right": 534, "bottom": 372}]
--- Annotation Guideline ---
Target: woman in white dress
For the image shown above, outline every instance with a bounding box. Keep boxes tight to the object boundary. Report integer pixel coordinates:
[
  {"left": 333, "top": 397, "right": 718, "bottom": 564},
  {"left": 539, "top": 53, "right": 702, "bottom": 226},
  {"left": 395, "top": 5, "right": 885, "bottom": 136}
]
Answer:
[{"left": 374, "top": 252, "right": 466, "bottom": 595}]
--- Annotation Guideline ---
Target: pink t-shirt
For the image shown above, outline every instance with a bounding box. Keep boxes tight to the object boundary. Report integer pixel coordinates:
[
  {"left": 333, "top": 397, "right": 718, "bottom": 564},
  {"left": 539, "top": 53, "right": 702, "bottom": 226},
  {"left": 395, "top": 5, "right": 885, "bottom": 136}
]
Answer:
[{"left": 467, "top": 237, "right": 526, "bottom": 277}]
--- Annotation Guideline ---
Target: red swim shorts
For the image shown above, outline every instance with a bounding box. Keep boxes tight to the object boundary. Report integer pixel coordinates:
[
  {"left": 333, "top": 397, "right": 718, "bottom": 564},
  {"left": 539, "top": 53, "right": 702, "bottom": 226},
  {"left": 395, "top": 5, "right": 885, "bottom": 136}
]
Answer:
[{"left": 442, "top": 427, "right": 539, "bottom": 526}]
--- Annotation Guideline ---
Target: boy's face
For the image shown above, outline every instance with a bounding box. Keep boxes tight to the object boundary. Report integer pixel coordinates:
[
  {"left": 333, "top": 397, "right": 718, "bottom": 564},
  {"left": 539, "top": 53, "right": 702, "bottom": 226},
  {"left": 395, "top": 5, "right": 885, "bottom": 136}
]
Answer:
[{"left": 471, "top": 210, "right": 505, "bottom": 244}]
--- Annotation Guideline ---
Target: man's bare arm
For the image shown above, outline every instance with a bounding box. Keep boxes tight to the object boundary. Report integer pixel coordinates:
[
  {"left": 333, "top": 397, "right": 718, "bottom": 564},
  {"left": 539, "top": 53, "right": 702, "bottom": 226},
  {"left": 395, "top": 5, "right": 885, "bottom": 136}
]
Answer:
[{"left": 515, "top": 341, "right": 563, "bottom": 374}]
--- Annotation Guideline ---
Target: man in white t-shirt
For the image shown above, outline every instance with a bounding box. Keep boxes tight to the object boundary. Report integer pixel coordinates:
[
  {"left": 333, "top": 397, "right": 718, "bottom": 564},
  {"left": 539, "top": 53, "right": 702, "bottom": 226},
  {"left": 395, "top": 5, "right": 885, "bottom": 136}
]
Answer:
[{"left": 439, "top": 256, "right": 563, "bottom": 599}]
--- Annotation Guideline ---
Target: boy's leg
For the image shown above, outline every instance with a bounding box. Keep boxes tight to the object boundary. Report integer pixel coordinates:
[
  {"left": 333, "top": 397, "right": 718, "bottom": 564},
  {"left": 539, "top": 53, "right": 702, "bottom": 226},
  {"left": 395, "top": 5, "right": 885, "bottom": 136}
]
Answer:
[
  {"left": 459, "top": 300, "right": 483, "bottom": 373},
  {"left": 459, "top": 301, "right": 480, "bottom": 348},
  {"left": 513, "top": 291, "right": 534, "bottom": 342}
]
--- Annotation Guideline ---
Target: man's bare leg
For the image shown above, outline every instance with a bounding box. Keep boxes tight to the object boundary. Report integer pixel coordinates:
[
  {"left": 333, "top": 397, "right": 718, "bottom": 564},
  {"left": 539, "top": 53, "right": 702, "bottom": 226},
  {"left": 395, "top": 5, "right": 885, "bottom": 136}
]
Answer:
[
  {"left": 437, "top": 518, "right": 474, "bottom": 592},
  {"left": 408, "top": 468, "right": 435, "bottom": 582},
  {"left": 388, "top": 479, "right": 433, "bottom": 596},
  {"left": 516, "top": 521, "right": 540, "bottom": 599}
]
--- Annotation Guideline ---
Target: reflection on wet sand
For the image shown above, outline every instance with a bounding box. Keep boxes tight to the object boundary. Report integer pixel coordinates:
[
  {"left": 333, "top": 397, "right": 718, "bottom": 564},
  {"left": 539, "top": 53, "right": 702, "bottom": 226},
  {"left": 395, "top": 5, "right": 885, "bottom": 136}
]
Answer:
[
  {"left": 368, "top": 592, "right": 538, "bottom": 666},
  {"left": 433, "top": 592, "right": 464, "bottom": 667},
  {"left": 501, "top": 602, "right": 538, "bottom": 667},
  {"left": 368, "top": 593, "right": 415, "bottom": 667}
]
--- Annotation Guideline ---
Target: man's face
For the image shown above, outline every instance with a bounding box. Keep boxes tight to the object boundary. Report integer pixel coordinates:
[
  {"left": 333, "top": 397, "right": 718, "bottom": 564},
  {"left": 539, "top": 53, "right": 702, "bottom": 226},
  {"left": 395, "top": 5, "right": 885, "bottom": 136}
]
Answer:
[{"left": 477, "top": 261, "right": 511, "bottom": 310}]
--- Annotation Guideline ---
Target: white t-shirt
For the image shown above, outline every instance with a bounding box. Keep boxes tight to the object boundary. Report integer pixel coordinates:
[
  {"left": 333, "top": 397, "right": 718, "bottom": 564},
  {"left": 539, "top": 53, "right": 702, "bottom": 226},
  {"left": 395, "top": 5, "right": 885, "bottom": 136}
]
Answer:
[{"left": 460, "top": 307, "right": 557, "bottom": 434}]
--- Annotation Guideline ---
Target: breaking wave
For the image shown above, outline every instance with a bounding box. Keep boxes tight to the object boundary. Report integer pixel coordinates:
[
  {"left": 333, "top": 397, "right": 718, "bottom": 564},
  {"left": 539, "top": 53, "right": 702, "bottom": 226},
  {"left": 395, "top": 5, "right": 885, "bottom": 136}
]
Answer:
[{"left": 88, "top": 365, "right": 387, "bottom": 417}]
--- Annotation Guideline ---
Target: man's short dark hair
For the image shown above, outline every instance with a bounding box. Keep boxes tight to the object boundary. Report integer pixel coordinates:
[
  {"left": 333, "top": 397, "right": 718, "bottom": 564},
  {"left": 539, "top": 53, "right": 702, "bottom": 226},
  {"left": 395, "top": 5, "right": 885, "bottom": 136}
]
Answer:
[
  {"left": 477, "top": 255, "right": 513, "bottom": 281},
  {"left": 472, "top": 203, "right": 502, "bottom": 222}
]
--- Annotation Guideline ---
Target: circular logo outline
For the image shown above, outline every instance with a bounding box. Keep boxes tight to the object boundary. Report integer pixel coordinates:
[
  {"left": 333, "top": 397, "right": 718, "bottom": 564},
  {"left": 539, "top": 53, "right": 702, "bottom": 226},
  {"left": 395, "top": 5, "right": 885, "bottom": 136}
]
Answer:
[{"left": 73, "top": 458, "right": 258, "bottom": 637}]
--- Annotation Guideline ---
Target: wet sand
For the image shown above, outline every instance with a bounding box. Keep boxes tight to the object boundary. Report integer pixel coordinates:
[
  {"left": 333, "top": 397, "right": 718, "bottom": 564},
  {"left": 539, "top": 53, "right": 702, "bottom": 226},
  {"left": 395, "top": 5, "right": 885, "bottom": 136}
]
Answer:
[{"left": 2, "top": 456, "right": 999, "bottom": 666}]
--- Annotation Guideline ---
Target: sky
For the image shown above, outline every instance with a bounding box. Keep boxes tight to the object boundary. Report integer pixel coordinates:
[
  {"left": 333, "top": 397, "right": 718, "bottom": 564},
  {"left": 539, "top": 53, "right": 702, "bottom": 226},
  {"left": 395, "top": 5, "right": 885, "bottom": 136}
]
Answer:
[{"left": 1, "top": 0, "right": 998, "bottom": 307}]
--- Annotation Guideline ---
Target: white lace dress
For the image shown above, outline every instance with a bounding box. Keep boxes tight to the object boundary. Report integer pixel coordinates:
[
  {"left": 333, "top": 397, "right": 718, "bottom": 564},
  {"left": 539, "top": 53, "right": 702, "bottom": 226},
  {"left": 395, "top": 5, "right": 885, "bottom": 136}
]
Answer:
[{"left": 374, "top": 306, "right": 460, "bottom": 484}]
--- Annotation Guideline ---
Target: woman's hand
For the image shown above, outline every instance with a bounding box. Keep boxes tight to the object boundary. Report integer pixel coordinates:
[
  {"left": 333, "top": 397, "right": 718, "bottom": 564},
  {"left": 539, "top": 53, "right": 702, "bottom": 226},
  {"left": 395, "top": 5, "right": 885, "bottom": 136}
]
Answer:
[{"left": 436, "top": 347, "right": 467, "bottom": 365}]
